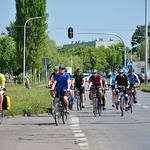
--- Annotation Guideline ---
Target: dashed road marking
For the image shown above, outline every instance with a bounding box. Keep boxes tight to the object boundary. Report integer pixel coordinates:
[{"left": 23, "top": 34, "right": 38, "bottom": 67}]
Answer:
[
  {"left": 143, "top": 105, "right": 149, "bottom": 108},
  {"left": 69, "top": 116, "right": 89, "bottom": 149}
]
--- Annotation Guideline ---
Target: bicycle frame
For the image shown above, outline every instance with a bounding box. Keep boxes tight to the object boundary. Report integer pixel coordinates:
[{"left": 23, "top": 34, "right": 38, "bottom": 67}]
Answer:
[
  {"left": 91, "top": 87, "right": 102, "bottom": 117},
  {"left": 75, "top": 88, "right": 82, "bottom": 111},
  {"left": 53, "top": 90, "right": 67, "bottom": 126}
]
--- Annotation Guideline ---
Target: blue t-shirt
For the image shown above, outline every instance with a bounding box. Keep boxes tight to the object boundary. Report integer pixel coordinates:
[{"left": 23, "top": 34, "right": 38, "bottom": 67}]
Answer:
[
  {"left": 110, "top": 73, "right": 117, "bottom": 84},
  {"left": 128, "top": 74, "right": 137, "bottom": 85},
  {"left": 54, "top": 73, "right": 70, "bottom": 90}
]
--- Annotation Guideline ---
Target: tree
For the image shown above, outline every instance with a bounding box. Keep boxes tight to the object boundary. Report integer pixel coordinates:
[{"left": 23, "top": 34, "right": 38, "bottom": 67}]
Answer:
[
  {"left": 13, "top": 0, "right": 48, "bottom": 72},
  {"left": 0, "top": 35, "right": 17, "bottom": 73}
]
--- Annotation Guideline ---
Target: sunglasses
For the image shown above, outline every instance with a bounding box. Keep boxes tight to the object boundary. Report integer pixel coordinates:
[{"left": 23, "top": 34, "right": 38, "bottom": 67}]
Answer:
[{"left": 92, "top": 72, "right": 97, "bottom": 74}]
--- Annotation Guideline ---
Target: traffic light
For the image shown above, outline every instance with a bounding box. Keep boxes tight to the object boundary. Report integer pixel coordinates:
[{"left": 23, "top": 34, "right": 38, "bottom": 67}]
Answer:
[
  {"left": 148, "top": 58, "right": 150, "bottom": 63},
  {"left": 47, "top": 63, "right": 51, "bottom": 70},
  {"left": 68, "top": 27, "right": 73, "bottom": 39}
]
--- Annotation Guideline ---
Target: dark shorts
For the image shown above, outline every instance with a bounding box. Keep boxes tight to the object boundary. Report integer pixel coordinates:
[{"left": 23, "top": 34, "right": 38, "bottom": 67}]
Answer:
[
  {"left": 75, "top": 86, "right": 85, "bottom": 94},
  {"left": 111, "top": 85, "right": 115, "bottom": 90}
]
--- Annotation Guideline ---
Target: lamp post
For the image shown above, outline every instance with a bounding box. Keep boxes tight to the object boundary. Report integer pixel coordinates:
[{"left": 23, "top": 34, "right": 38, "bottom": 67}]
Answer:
[{"left": 23, "top": 16, "right": 42, "bottom": 79}]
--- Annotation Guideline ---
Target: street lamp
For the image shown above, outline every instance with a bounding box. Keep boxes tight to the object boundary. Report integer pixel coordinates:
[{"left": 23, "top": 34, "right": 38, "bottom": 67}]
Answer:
[{"left": 23, "top": 16, "right": 42, "bottom": 79}]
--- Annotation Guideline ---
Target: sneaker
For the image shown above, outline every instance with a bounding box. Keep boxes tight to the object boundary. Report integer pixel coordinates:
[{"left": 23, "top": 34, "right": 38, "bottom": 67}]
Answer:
[
  {"left": 82, "top": 105, "right": 85, "bottom": 108},
  {"left": 103, "top": 107, "right": 106, "bottom": 111},
  {"left": 112, "top": 104, "right": 115, "bottom": 108}
]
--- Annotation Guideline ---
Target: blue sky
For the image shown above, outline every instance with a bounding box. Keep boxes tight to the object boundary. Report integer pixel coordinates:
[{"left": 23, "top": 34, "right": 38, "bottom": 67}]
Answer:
[{"left": 0, "top": 0, "right": 150, "bottom": 47}]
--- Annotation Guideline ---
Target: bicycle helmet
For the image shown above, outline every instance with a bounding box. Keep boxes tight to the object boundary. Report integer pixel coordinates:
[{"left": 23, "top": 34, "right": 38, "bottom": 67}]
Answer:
[
  {"left": 113, "top": 68, "right": 117, "bottom": 71},
  {"left": 59, "top": 65, "right": 66, "bottom": 70},
  {"left": 118, "top": 69, "right": 124, "bottom": 73},
  {"left": 92, "top": 69, "right": 98, "bottom": 73},
  {"left": 99, "top": 71, "right": 103, "bottom": 76},
  {"left": 76, "top": 68, "right": 82, "bottom": 72},
  {"left": 129, "top": 68, "right": 135, "bottom": 72},
  {"left": 54, "top": 66, "right": 59, "bottom": 71}
]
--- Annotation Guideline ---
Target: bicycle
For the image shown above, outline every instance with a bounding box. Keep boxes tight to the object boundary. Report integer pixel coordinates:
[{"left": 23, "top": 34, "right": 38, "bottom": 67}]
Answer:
[
  {"left": 91, "top": 87, "right": 102, "bottom": 117},
  {"left": 53, "top": 90, "right": 68, "bottom": 126},
  {"left": 75, "top": 88, "right": 82, "bottom": 111},
  {"left": 115, "top": 86, "right": 126, "bottom": 117},
  {"left": 128, "top": 85, "right": 139, "bottom": 113}
]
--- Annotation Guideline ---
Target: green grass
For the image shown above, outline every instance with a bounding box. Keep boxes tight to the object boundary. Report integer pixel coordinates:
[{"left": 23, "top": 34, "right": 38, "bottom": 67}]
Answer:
[
  {"left": 4, "top": 83, "right": 52, "bottom": 117},
  {"left": 138, "top": 84, "right": 150, "bottom": 90}
]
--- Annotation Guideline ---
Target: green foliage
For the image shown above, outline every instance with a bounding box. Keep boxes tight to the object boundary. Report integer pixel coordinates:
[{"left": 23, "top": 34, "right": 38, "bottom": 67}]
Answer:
[{"left": 0, "top": 35, "right": 17, "bottom": 73}]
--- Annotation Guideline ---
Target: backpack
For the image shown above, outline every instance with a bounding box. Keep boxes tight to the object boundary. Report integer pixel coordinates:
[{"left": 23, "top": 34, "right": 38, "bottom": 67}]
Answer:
[{"left": 2, "top": 95, "right": 11, "bottom": 110}]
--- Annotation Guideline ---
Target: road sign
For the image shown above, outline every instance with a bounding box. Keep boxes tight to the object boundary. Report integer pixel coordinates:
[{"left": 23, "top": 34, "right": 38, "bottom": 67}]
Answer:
[
  {"left": 127, "top": 60, "right": 132, "bottom": 66},
  {"left": 42, "top": 58, "right": 50, "bottom": 65}
]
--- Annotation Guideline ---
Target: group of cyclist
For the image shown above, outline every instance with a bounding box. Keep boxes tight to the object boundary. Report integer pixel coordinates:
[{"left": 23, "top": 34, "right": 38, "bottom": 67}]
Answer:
[
  {"left": 48, "top": 64, "right": 141, "bottom": 113},
  {"left": 110, "top": 68, "right": 140, "bottom": 111}
]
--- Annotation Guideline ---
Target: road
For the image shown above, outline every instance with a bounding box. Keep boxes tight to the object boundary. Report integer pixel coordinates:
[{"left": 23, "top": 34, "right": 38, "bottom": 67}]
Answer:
[{"left": 0, "top": 89, "right": 150, "bottom": 150}]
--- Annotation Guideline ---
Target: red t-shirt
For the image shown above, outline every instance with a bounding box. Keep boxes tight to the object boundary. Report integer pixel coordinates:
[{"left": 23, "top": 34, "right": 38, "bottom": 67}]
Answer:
[{"left": 89, "top": 75, "right": 102, "bottom": 87}]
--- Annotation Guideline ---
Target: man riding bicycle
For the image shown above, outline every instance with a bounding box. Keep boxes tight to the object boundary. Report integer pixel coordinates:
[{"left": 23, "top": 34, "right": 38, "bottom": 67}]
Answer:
[
  {"left": 0, "top": 68, "right": 5, "bottom": 110},
  {"left": 50, "top": 65, "right": 71, "bottom": 113},
  {"left": 86, "top": 69, "right": 103, "bottom": 106},
  {"left": 128, "top": 68, "right": 140, "bottom": 103},
  {"left": 72, "top": 68, "right": 86, "bottom": 108},
  {"left": 114, "top": 69, "right": 130, "bottom": 111},
  {"left": 110, "top": 68, "right": 118, "bottom": 107}
]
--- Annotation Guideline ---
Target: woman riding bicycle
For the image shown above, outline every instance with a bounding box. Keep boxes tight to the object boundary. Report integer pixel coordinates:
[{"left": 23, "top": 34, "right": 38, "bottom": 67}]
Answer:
[{"left": 127, "top": 68, "right": 140, "bottom": 103}]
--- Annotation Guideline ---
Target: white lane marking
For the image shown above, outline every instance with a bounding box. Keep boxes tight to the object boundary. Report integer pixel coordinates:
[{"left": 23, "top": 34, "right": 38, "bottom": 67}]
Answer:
[
  {"left": 70, "top": 116, "right": 89, "bottom": 149},
  {"left": 74, "top": 133, "right": 85, "bottom": 137},
  {"left": 72, "top": 130, "right": 82, "bottom": 133},
  {"left": 143, "top": 105, "right": 149, "bottom": 108}
]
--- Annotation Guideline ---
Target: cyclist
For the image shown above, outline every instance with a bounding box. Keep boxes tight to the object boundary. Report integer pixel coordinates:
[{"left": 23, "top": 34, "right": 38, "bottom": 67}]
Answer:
[
  {"left": 72, "top": 68, "right": 85, "bottom": 108},
  {"left": 48, "top": 66, "right": 59, "bottom": 97},
  {"left": 110, "top": 68, "right": 118, "bottom": 107},
  {"left": 50, "top": 65, "right": 71, "bottom": 113},
  {"left": 0, "top": 68, "right": 5, "bottom": 110},
  {"left": 128, "top": 68, "right": 140, "bottom": 103},
  {"left": 99, "top": 72, "right": 108, "bottom": 110},
  {"left": 86, "top": 69, "right": 103, "bottom": 106},
  {"left": 114, "top": 69, "right": 130, "bottom": 111}
]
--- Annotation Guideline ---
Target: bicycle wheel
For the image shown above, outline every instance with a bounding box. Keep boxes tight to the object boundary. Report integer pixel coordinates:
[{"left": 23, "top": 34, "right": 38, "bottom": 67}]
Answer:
[
  {"left": 129, "top": 97, "right": 133, "bottom": 113},
  {"left": 54, "top": 103, "right": 60, "bottom": 126},
  {"left": 0, "top": 109, "right": 4, "bottom": 124},
  {"left": 93, "top": 98, "right": 97, "bottom": 117},
  {"left": 77, "top": 95, "right": 82, "bottom": 111},
  {"left": 97, "top": 99, "right": 102, "bottom": 116},
  {"left": 120, "top": 97, "right": 124, "bottom": 116},
  {"left": 62, "top": 106, "right": 67, "bottom": 124}
]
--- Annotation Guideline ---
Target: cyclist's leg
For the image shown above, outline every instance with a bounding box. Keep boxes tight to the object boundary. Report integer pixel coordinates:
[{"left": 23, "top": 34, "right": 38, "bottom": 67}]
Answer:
[
  {"left": 80, "top": 87, "right": 85, "bottom": 107},
  {"left": 133, "top": 88, "right": 138, "bottom": 103},
  {"left": 111, "top": 85, "right": 116, "bottom": 107},
  {"left": 0, "top": 91, "right": 4, "bottom": 110},
  {"left": 63, "top": 92, "right": 69, "bottom": 112},
  {"left": 124, "top": 89, "right": 129, "bottom": 111}
]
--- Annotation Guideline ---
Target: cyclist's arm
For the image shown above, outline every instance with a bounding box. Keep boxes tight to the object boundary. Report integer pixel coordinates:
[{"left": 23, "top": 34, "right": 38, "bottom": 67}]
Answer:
[
  {"left": 110, "top": 76, "right": 112, "bottom": 85},
  {"left": 135, "top": 74, "right": 140, "bottom": 86},
  {"left": 67, "top": 79, "right": 71, "bottom": 91},
  {"left": 87, "top": 81, "right": 92, "bottom": 90},
  {"left": 51, "top": 80, "right": 57, "bottom": 90},
  {"left": 81, "top": 77, "right": 85, "bottom": 86},
  {"left": 71, "top": 78, "right": 75, "bottom": 87}
]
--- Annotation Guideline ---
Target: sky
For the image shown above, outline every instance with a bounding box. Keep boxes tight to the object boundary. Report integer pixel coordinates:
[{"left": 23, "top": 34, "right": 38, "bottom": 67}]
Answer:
[{"left": 0, "top": 0, "right": 150, "bottom": 48}]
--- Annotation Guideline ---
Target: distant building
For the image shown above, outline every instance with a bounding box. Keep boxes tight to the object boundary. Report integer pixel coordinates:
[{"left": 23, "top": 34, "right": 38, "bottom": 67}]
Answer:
[{"left": 63, "top": 38, "right": 121, "bottom": 48}]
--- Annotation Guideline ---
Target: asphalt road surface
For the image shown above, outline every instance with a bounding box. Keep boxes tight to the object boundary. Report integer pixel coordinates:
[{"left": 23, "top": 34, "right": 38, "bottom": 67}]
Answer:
[{"left": 0, "top": 88, "right": 150, "bottom": 150}]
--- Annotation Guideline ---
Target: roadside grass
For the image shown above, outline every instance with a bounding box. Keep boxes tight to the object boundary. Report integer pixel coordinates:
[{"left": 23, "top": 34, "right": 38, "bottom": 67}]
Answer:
[
  {"left": 138, "top": 84, "right": 150, "bottom": 91},
  {"left": 4, "top": 82, "right": 51, "bottom": 117}
]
